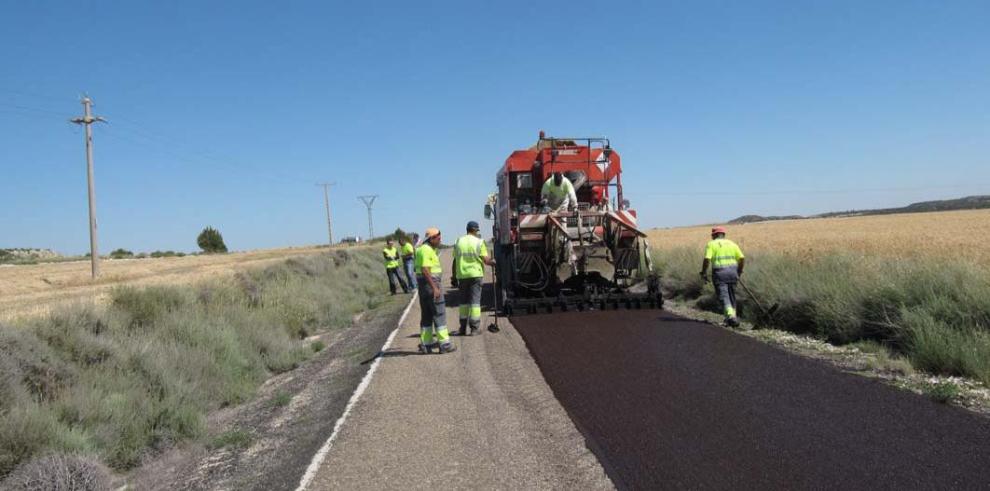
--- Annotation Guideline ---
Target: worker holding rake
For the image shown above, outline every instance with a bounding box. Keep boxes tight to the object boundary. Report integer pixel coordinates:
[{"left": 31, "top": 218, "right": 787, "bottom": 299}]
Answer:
[{"left": 700, "top": 226, "right": 745, "bottom": 327}]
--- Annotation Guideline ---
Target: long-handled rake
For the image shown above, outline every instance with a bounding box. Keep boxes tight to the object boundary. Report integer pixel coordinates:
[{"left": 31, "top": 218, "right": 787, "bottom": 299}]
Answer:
[
  {"left": 737, "top": 279, "right": 779, "bottom": 325},
  {"left": 488, "top": 266, "right": 501, "bottom": 333}
]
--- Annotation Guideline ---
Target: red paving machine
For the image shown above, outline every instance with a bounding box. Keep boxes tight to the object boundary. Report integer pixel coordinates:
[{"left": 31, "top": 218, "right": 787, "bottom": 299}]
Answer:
[{"left": 485, "top": 131, "right": 662, "bottom": 314}]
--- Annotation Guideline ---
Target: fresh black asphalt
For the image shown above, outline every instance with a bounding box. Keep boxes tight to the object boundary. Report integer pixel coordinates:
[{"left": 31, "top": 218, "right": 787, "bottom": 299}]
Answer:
[{"left": 513, "top": 310, "right": 990, "bottom": 490}]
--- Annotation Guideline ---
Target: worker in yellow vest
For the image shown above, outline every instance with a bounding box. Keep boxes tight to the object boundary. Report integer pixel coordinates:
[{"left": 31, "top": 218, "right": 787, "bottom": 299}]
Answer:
[
  {"left": 540, "top": 172, "right": 577, "bottom": 211},
  {"left": 415, "top": 228, "right": 455, "bottom": 354},
  {"left": 382, "top": 239, "right": 409, "bottom": 295},
  {"left": 700, "top": 226, "right": 745, "bottom": 327},
  {"left": 451, "top": 221, "right": 496, "bottom": 336},
  {"left": 400, "top": 233, "right": 418, "bottom": 291}
]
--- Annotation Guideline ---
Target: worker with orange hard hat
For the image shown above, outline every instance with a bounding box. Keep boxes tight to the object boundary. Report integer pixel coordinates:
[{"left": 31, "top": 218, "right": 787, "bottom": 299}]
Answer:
[
  {"left": 700, "top": 226, "right": 745, "bottom": 327},
  {"left": 415, "top": 227, "right": 455, "bottom": 354}
]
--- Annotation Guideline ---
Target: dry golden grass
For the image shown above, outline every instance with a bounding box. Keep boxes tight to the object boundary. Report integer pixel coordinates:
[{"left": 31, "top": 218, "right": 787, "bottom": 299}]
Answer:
[
  {"left": 647, "top": 209, "right": 990, "bottom": 265},
  {"left": 0, "top": 245, "right": 335, "bottom": 321}
]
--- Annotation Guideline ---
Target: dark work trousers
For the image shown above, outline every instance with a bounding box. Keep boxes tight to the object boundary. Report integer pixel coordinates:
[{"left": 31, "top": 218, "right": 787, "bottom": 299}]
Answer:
[
  {"left": 713, "top": 266, "right": 739, "bottom": 319},
  {"left": 403, "top": 258, "right": 417, "bottom": 291},
  {"left": 386, "top": 267, "right": 408, "bottom": 294},
  {"left": 458, "top": 277, "right": 484, "bottom": 331},
  {"left": 417, "top": 275, "right": 450, "bottom": 348},
  {"left": 714, "top": 280, "right": 738, "bottom": 318}
]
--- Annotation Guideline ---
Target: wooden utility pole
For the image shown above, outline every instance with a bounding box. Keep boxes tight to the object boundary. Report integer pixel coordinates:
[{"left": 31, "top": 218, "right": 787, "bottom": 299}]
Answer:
[
  {"left": 358, "top": 195, "right": 378, "bottom": 240},
  {"left": 70, "top": 96, "right": 105, "bottom": 279},
  {"left": 316, "top": 182, "right": 336, "bottom": 246}
]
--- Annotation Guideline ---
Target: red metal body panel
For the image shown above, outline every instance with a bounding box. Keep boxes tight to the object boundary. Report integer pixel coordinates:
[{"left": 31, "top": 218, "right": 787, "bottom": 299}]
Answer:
[{"left": 501, "top": 147, "right": 622, "bottom": 184}]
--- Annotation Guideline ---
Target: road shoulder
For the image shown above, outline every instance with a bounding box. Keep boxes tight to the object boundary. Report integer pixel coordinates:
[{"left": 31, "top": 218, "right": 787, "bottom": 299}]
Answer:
[{"left": 306, "top": 272, "right": 612, "bottom": 490}]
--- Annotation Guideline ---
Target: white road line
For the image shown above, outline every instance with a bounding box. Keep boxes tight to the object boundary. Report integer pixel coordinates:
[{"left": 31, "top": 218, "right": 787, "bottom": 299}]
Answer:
[{"left": 295, "top": 292, "right": 418, "bottom": 491}]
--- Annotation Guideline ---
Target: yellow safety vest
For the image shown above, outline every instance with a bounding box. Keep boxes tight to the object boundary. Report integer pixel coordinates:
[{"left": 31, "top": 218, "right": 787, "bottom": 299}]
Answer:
[
  {"left": 401, "top": 242, "right": 415, "bottom": 259},
  {"left": 704, "top": 239, "right": 744, "bottom": 270},
  {"left": 454, "top": 234, "right": 488, "bottom": 280},
  {"left": 415, "top": 243, "right": 442, "bottom": 276},
  {"left": 541, "top": 177, "right": 575, "bottom": 200},
  {"left": 383, "top": 246, "right": 400, "bottom": 269}
]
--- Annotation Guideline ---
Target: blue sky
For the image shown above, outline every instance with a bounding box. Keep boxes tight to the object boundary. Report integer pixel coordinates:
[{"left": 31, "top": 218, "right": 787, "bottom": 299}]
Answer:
[{"left": 2, "top": 1, "right": 988, "bottom": 254}]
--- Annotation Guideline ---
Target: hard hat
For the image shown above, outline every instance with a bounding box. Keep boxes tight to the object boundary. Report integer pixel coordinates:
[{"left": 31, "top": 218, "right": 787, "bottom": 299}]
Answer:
[
  {"left": 466, "top": 221, "right": 480, "bottom": 232},
  {"left": 711, "top": 226, "right": 727, "bottom": 235},
  {"left": 424, "top": 227, "right": 441, "bottom": 239}
]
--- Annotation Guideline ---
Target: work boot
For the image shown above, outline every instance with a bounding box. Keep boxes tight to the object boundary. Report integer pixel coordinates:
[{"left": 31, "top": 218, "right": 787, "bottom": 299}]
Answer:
[
  {"left": 470, "top": 326, "right": 480, "bottom": 336},
  {"left": 418, "top": 343, "right": 435, "bottom": 355},
  {"left": 458, "top": 327, "right": 467, "bottom": 336},
  {"left": 439, "top": 343, "right": 457, "bottom": 354},
  {"left": 726, "top": 317, "right": 740, "bottom": 328}
]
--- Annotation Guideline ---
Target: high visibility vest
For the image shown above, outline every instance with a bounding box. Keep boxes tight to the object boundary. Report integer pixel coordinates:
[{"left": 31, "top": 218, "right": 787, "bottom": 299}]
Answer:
[
  {"left": 541, "top": 177, "right": 575, "bottom": 200},
  {"left": 415, "top": 243, "right": 442, "bottom": 276},
  {"left": 454, "top": 234, "right": 488, "bottom": 280},
  {"left": 401, "top": 242, "right": 415, "bottom": 259},
  {"left": 383, "top": 246, "right": 400, "bottom": 269},
  {"left": 704, "top": 239, "right": 744, "bottom": 270}
]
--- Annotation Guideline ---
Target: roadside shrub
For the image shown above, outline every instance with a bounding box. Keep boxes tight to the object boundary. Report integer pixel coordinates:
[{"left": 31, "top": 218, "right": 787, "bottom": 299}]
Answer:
[
  {"left": 108, "top": 248, "right": 134, "bottom": 259},
  {"left": 0, "top": 248, "right": 387, "bottom": 480},
  {"left": 110, "top": 286, "right": 189, "bottom": 329},
  {"left": 653, "top": 246, "right": 990, "bottom": 385},
  {"left": 1, "top": 453, "right": 111, "bottom": 491},
  {"left": 923, "top": 380, "right": 962, "bottom": 404},
  {"left": 149, "top": 250, "right": 183, "bottom": 258}
]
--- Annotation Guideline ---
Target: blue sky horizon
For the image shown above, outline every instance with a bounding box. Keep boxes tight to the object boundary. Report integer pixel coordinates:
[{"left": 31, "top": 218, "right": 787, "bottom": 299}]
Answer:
[{"left": 2, "top": 1, "right": 988, "bottom": 254}]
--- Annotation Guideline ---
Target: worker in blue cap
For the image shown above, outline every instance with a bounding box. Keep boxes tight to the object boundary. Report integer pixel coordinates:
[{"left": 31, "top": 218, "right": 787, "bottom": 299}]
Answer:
[{"left": 451, "top": 221, "right": 496, "bottom": 336}]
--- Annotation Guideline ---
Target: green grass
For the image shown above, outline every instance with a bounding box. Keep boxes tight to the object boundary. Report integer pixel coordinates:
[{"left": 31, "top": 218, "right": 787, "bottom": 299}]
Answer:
[
  {"left": 923, "top": 381, "right": 961, "bottom": 403},
  {"left": 654, "top": 247, "right": 990, "bottom": 386},
  {"left": 208, "top": 429, "right": 253, "bottom": 450},
  {"left": 310, "top": 340, "right": 326, "bottom": 353},
  {"left": 270, "top": 391, "right": 292, "bottom": 408},
  {"left": 0, "top": 248, "right": 387, "bottom": 479}
]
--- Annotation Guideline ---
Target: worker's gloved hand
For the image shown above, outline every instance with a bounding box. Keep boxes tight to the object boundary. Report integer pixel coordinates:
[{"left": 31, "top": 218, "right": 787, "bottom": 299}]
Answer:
[
  {"left": 699, "top": 272, "right": 709, "bottom": 282},
  {"left": 433, "top": 287, "right": 442, "bottom": 302}
]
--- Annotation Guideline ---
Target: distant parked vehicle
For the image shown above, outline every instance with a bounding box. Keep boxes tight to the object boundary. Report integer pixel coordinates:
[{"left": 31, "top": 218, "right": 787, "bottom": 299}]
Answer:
[{"left": 340, "top": 236, "right": 362, "bottom": 244}]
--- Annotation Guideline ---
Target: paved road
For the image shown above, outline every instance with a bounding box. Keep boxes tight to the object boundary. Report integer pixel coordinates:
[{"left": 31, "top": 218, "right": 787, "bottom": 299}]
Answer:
[
  {"left": 306, "top": 263, "right": 612, "bottom": 490},
  {"left": 513, "top": 310, "right": 990, "bottom": 490}
]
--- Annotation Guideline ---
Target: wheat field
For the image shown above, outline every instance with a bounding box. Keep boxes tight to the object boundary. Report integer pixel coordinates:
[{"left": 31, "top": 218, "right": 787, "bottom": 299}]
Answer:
[
  {"left": 647, "top": 209, "right": 990, "bottom": 265},
  {"left": 0, "top": 245, "right": 331, "bottom": 321}
]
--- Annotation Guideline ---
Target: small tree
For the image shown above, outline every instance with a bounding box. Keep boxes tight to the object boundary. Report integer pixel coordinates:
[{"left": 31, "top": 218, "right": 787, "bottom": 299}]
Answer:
[
  {"left": 197, "top": 226, "right": 228, "bottom": 254},
  {"left": 386, "top": 227, "right": 410, "bottom": 244},
  {"left": 109, "top": 248, "right": 134, "bottom": 259}
]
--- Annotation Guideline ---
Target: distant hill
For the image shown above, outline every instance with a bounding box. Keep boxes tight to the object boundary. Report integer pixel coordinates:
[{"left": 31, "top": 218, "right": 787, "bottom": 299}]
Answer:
[
  {"left": 729, "top": 214, "right": 803, "bottom": 225},
  {"left": 0, "top": 248, "right": 60, "bottom": 263},
  {"left": 729, "top": 195, "right": 990, "bottom": 224}
]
